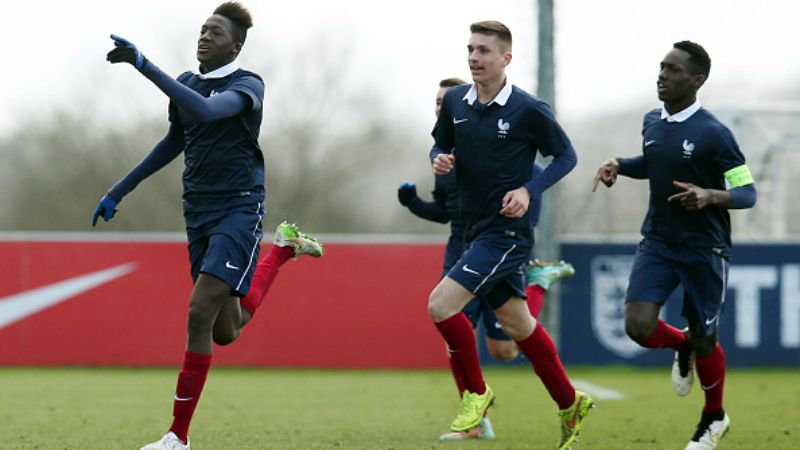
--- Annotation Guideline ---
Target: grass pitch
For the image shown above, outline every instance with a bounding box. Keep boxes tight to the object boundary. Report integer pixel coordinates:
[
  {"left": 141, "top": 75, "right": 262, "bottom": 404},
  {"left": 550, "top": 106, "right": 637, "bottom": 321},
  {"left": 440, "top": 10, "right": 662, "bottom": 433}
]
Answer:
[{"left": 0, "top": 366, "right": 797, "bottom": 449}]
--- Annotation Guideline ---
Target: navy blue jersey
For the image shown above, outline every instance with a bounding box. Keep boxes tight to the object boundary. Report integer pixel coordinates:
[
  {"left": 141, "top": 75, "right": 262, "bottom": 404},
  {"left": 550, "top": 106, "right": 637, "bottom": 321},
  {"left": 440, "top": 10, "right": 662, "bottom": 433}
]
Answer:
[
  {"left": 170, "top": 69, "right": 265, "bottom": 213},
  {"left": 640, "top": 107, "right": 747, "bottom": 249},
  {"left": 432, "top": 163, "right": 545, "bottom": 241},
  {"left": 432, "top": 83, "right": 573, "bottom": 247},
  {"left": 433, "top": 169, "right": 465, "bottom": 239}
]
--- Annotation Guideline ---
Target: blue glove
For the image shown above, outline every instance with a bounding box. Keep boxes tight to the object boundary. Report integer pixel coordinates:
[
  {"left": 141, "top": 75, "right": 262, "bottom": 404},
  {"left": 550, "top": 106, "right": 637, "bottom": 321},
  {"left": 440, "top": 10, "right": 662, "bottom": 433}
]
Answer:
[
  {"left": 106, "top": 34, "right": 146, "bottom": 69},
  {"left": 92, "top": 195, "right": 119, "bottom": 227},
  {"left": 397, "top": 182, "right": 417, "bottom": 206}
]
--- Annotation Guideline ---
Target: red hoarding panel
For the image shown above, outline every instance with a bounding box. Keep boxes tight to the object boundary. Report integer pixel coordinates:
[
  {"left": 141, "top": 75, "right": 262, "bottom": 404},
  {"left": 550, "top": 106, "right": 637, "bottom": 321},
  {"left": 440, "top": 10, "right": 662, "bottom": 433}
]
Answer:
[{"left": 0, "top": 239, "right": 447, "bottom": 368}]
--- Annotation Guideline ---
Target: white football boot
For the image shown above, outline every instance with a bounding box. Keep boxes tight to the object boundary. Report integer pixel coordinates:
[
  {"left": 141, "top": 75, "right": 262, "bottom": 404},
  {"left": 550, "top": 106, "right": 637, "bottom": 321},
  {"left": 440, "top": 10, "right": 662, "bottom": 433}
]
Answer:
[{"left": 140, "top": 431, "right": 189, "bottom": 450}]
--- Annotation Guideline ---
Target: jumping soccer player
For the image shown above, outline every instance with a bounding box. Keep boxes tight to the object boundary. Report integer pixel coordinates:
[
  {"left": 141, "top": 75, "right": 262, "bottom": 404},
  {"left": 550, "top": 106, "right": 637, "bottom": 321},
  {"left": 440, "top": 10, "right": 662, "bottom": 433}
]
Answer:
[
  {"left": 92, "top": 3, "right": 322, "bottom": 449},
  {"left": 398, "top": 77, "right": 575, "bottom": 441},
  {"left": 428, "top": 21, "right": 593, "bottom": 450},
  {"left": 592, "top": 41, "right": 756, "bottom": 450}
]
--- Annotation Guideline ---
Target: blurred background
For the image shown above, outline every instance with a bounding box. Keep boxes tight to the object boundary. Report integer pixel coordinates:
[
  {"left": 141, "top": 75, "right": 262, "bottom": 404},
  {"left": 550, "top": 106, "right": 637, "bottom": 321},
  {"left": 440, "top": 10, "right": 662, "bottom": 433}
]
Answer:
[{"left": 1, "top": 0, "right": 798, "bottom": 238}]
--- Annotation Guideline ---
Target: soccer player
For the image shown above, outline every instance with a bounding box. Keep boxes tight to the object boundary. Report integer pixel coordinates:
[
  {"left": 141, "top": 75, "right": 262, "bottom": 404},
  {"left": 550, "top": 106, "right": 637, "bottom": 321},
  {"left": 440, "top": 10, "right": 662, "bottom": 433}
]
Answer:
[
  {"left": 398, "top": 78, "right": 575, "bottom": 441},
  {"left": 592, "top": 41, "right": 757, "bottom": 450},
  {"left": 428, "top": 21, "right": 593, "bottom": 450},
  {"left": 92, "top": 3, "right": 321, "bottom": 449}
]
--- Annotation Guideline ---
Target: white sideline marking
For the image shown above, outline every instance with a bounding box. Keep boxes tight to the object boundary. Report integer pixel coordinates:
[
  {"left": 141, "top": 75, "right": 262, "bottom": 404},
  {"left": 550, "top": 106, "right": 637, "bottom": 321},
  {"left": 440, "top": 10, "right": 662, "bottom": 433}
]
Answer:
[{"left": 572, "top": 379, "right": 625, "bottom": 400}]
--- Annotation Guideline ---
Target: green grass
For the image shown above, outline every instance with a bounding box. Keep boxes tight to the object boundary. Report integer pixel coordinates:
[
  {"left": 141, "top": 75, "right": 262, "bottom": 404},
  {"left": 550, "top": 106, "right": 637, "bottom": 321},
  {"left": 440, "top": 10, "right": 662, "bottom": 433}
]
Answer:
[{"left": 0, "top": 366, "right": 797, "bottom": 449}]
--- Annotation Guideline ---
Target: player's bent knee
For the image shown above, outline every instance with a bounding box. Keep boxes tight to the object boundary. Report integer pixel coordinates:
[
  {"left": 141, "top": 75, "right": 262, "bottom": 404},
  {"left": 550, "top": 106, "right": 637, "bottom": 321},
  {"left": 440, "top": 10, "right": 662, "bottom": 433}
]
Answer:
[
  {"left": 213, "top": 329, "right": 240, "bottom": 346},
  {"left": 427, "top": 300, "right": 452, "bottom": 323},
  {"left": 625, "top": 317, "right": 654, "bottom": 345},
  {"left": 489, "top": 343, "right": 518, "bottom": 362},
  {"left": 428, "top": 290, "right": 455, "bottom": 322}
]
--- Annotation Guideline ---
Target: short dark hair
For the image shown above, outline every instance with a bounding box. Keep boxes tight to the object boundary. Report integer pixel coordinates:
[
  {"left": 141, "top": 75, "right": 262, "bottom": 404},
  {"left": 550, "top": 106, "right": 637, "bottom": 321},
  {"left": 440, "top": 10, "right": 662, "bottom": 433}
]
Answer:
[
  {"left": 214, "top": 2, "right": 253, "bottom": 44},
  {"left": 439, "top": 78, "right": 468, "bottom": 88},
  {"left": 470, "top": 21, "right": 512, "bottom": 52},
  {"left": 673, "top": 40, "right": 711, "bottom": 79}
]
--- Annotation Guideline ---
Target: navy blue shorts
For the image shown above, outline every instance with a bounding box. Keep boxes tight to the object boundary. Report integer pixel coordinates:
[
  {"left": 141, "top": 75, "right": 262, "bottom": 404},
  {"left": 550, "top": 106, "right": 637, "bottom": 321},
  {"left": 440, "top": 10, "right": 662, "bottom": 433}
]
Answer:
[
  {"left": 625, "top": 238, "right": 730, "bottom": 336},
  {"left": 446, "top": 237, "right": 529, "bottom": 310},
  {"left": 185, "top": 203, "right": 265, "bottom": 297},
  {"left": 443, "top": 237, "right": 510, "bottom": 341}
]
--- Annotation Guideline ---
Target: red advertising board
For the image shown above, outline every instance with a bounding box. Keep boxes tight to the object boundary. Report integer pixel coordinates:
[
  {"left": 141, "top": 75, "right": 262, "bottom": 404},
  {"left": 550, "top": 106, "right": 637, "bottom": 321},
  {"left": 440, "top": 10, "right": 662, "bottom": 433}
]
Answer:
[{"left": 0, "top": 235, "right": 447, "bottom": 368}]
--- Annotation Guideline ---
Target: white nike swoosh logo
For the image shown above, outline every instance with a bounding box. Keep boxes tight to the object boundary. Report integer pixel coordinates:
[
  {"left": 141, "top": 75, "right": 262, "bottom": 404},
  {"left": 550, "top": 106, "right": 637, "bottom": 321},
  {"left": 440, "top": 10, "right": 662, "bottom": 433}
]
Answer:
[
  {"left": 225, "top": 261, "right": 240, "bottom": 270},
  {"left": 0, "top": 263, "right": 137, "bottom": 330},
  {"left": 453, "top": 118, "right": 468, "bottom": 124},
  {"left": 701, "top": 378, "right": 722, "bottom": 391},
  {"left": 644, "top": 140, "right": 656, "bottom": 147},
  {"left": 174, "top": 395, "right": 194, "bottom": 401},
  {"left": 705, "top": 315, "right": 717, "bottom": 326},
  {"left": 462, "top": 265, "right": 480, "bottom": 275}
]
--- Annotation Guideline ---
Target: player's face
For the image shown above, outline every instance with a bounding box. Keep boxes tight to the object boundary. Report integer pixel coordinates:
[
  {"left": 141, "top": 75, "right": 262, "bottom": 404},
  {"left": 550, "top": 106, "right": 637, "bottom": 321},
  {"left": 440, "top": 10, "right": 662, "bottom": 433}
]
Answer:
[
  {"left": 435, "top": 86, "right": 448, "bottom": 117},
  {"left": 197, "top": 15, "right": 242, "bottom": 71},
  {"left": 467, "top": 33, "right": 511, "bottom": 85},
  {"left": 657, "top": 48, "right": 704, "bottom": 103}
]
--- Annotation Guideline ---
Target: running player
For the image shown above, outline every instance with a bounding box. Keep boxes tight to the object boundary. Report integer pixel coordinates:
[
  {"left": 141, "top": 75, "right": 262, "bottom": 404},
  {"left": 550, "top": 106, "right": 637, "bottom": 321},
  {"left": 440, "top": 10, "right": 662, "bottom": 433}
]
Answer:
[
  {"left": 398, "top": 77, "right": 575, "bottom": 441},
  {"left": 592, "top": 41, "right": 757, "bottom": 450},
  {"left": 428, "top": 21, "right": 593, "bottom": 450},
  {"left": 92, "top": 3, "right": 321, "bottom": 449}
]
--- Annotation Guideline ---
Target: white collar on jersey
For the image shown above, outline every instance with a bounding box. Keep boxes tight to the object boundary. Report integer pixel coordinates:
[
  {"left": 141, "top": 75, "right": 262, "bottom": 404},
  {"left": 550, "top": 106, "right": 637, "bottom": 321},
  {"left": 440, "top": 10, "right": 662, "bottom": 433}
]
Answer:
[
  {"left": 660, "top": 99, "right": 701, "bottom": 122},
  {"left": 463, "top": 78, "right": 513, "bottom": 106},
  {"left": 196, "top": 61, "right": 240, "bottom": 80}
]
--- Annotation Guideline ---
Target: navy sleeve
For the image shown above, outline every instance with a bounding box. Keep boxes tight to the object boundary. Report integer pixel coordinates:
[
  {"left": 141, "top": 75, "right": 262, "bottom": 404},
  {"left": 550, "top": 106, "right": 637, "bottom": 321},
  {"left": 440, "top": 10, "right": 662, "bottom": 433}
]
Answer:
[
  {"left": 523, "top": 146, "right": 576, "bottom": 198},
  {"left": 407, "top": 175, "right": 450, "bottom": 223},
  {"left": 528, "top": 163, "right": 545, "bottom": 227},
  {"left": 529, "top": 102, "right": 573, "bottom": 157},
  {"left": 107, "top": 121, "right": 184, "bottom": 202},
  {"left": 523, "top": 102, "right": 577, "bottom": 197},
  {"left": 430, "top": 89, "right": 456, "bottom": 158},
  {"left": 407, "top": 198, "right": 450, "bottom": 223},
  {"left": 618, "top": 156, "right": 649, "bottom": 179},
  {"left": 712, "top": 125, "right": 748, "bottom": 174},
  {"left": 227, "top": 75, "right": 264, "bottom": 112},
  {"left": 729, "top": 184, "right": 757, "bottom": 209},
  {"left": 139, "top": 62, "right": 249, "bottom": 121},
  {"left": 619, "top": 110, "right": 658, "bottom": 179}
]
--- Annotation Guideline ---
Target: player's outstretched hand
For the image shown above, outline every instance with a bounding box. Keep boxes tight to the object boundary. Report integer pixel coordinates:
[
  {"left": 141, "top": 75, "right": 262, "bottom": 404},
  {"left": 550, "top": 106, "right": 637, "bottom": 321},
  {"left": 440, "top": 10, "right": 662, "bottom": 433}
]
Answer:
[
  {"left": 592, "top": 158, "right": 620, "bottom": 191},
  {"left": 92, "top": 195, "right": 119, "bottom": 227},
  {"left": 397, "top": 182, "right": 417, "bottom": 206},
  {"left": 668, "top": 181, "right": 711, "bottom": 210},
  {"left": 432, "top": 153, "right": 455, "bottom": 175},
  {"left": 500, "top": 187, "right": 531, "bottom": 218},
  {"left": 107, "top": 34, "right": 147, "bottom": 69}
]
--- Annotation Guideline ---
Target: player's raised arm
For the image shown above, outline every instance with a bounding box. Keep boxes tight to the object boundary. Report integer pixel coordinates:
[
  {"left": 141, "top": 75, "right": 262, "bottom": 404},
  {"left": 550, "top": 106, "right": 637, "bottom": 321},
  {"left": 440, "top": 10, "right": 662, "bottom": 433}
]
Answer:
[
  {"left": 592, "top": 154, "right": 650, "bottom": 192},
  {"left": 91, "top": 122, "right": 184, "bottom": 226},
  {"left": 106, "top": 35, "right": 251, "bottom": 121}
]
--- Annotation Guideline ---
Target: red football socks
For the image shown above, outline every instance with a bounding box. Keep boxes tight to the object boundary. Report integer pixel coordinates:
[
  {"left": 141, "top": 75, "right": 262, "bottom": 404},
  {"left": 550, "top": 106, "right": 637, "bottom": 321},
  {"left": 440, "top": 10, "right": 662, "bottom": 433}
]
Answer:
[
  {"left": 643, "top": 319, "right": 688, "bottom": 351},
  {"left": 525, "top": 284, "right": 546, "bottom": 318},
  {"left": 435, "top": 313, "right": 486, "bottom": 394},
  {"left": 696, "top": 343, "right": 726, "bottom": 413},
  {"left": 169, "top": 351, "right": 212, "bottom": 443},
  {"left": 240, "top": 245, "right": 294, "bottom": 317},
  {"left": 516, "top": 324, "right": 575, "bottom": 410},
  {"left": 448, "top": 355, "right": 467, "bottom": 397}
]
